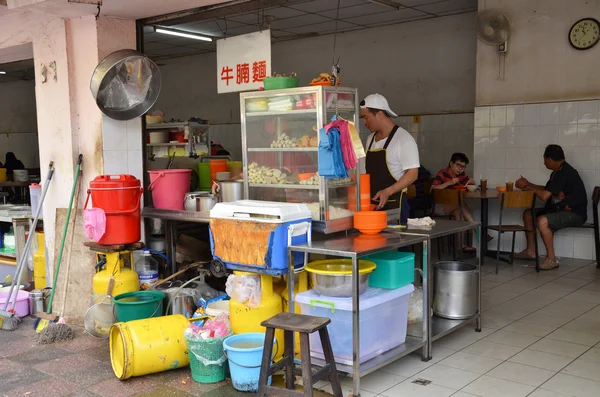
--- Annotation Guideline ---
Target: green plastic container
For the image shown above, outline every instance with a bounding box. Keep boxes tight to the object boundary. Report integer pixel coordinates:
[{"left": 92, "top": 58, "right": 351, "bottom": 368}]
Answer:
[
  {"left": 263, "top": 77, "right": 299, "bottom": 90},
  {"left": 113, "top": 291, "right": 165, "bottom": 322},
  {"left": 364, "top": 251, "right": 415, "bottom": 289},
  {"left": 186, "top": 334, "right": 230, "bottom": 383},
  {"left": 198, "top": 162, "right": 212, "bottom": 191}
]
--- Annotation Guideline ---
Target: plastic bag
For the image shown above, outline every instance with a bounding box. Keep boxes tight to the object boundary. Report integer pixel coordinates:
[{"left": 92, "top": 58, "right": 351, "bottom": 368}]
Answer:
[
  {"left": 26, "top": 230, "right": 39, "bottom": 271},
  {"left": 408, "top": 287, "right": 424, "bottom": 324},
  {"left": 225, "top": 274, "right": 262, "bottom": 308},
  {"left": 84, "top": 208, "right": 106, "bottom": 242}
]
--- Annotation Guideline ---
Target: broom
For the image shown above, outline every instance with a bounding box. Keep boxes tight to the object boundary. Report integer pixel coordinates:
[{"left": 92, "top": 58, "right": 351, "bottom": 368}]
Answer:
[
  {"left": 0, "top": 162, "right": 54, "bottom": 331},
  {"left": 34, "top": 155, "right": 82, "bottom": 335}
]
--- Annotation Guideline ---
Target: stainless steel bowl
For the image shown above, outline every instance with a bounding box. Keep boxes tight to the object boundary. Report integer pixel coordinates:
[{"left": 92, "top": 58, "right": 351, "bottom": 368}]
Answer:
[{"left": 309, "top": 273, "right": 370, "bottom": 297}]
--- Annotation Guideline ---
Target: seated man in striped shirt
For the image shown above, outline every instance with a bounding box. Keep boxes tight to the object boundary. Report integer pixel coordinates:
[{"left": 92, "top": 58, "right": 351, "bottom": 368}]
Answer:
[{"left": 431, "top": 153, "right": 477, "bottom": 253}]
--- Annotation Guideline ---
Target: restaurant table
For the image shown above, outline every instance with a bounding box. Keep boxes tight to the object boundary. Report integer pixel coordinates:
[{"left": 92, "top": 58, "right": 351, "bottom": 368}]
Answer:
[{"left": 464, "top": 189, "right": 499, "bottom": 260}]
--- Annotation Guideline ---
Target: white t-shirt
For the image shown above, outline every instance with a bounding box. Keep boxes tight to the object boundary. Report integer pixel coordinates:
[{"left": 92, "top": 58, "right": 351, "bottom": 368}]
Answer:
[{"left": 365, "top": 126, "right": 420, "bottom": 180}]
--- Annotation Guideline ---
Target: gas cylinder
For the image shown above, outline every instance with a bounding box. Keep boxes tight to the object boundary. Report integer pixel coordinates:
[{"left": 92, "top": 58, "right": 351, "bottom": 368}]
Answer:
[
  {"left": 33, "top": 232, "right": 46, "bottom": 289},
  {"left": 281, "top": 271, "right": 308, "bottom": 355},
  {"left": 93, "top": 251, "right": 139, "bottom": 301},
  {"left": 229, "top": 273, "right": 284, "bottom": 361}
]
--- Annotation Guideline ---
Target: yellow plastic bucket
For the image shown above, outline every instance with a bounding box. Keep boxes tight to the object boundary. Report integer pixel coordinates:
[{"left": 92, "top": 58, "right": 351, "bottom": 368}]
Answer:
[
  {"left": 0, "top": 168, "right": 6, "bottom": 182},
  {"left": 109, "top": 314, "right": 190, "bottom": 380}
]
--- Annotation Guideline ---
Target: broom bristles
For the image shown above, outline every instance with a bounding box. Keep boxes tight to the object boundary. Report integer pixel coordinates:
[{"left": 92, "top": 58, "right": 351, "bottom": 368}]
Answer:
[{"left": 0, "top": 311, "right": 21, "bottom": 331}]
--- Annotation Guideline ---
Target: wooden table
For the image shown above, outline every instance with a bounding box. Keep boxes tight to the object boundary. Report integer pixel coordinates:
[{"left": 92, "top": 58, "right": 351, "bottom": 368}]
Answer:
[{"left": 464, "top": 189, "right": 500, "bottom": 259}]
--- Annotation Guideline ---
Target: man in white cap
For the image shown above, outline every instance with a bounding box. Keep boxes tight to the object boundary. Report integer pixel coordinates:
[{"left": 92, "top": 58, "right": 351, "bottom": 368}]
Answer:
[{"left": 360, "top": 93, "right": 419, "bottom": 224}]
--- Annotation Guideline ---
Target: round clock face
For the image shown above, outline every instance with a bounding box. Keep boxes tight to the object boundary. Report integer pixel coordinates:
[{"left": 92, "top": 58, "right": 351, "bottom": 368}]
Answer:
[{"left": 569, "top": 18, "right": 600, "bottom": 50}]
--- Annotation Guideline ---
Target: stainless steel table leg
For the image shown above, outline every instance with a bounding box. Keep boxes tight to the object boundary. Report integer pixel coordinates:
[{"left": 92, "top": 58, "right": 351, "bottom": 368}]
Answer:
[
  {"left": 423, "top": 237, "right": 432, "bottom": 361},
  {"left": 476, "top": 224, "right": 482, "bottom": 332},
  {"left": 352, "top": 254, "right": 360, "bottom": 397}
]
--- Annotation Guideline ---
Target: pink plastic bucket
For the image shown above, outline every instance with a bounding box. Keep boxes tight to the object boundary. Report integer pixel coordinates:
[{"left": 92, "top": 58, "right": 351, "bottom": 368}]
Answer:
[
  {"left": 148, "top": 169, "right": 192, "bottom": 210},
  {"left": 0, "top": 289, "right": 29, "bottom": 317}
]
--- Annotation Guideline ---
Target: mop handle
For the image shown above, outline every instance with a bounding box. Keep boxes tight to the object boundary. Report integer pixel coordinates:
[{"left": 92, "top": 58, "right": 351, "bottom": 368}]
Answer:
[{"left": 3, "top": 162, "right": 54, "bottom": 311}]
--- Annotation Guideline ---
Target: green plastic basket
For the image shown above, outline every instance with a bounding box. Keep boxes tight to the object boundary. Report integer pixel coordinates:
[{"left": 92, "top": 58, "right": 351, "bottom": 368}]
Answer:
[
  {"left": 186, "top": 334, "right": 230, "bottom": 383},
  {"left": 263, "top": 77, "right": 299, "bottom": 90},
  {"left": 364, "top": 251, "right": 415, "bottom": 289},
  {"left": 112, "top": 291, "right": 165, "bottom": 322}
]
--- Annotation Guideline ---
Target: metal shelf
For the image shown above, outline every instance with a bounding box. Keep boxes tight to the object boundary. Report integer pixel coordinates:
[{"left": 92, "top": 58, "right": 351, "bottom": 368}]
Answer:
[
  {"left": 245, "top": 109, "right": 316, "bottom": 117},
  {"left": 141, "top": 207, "right": 210, "bottom": 224},
  {"left": 249, "top": 183, "right": 319, "bottom": 189},
  {"left": 406, "top": 315, "right": 480, "bottom": 342},
  {"left": 146, "top": 122, "right": 209, "bottom": 130},
  {"left": 248, "top": 148, "right": 318, "bottom": 152},
  {"left": 309, "top": 336, "right": 426, "bottom": 376},
  {"left": 147, "top": 143, "right": 188, "bottom": 147}
]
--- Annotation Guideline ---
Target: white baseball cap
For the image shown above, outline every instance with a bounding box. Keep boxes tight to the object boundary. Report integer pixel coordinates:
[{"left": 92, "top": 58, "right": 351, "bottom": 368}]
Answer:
[{"left": 360, "top": 93, "right": 398, "bottom": 118}]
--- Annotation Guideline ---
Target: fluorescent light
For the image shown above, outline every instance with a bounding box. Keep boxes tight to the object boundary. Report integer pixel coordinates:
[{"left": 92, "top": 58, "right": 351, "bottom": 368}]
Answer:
[
  {"left": 154, "top": 27, "right": 212, "bottom": 42},
  {"left": 0, "top": 71, "right": 6, "bottom": 75},
  {"left": 366, "top": 0, "right": 401, "bottom": 10}
]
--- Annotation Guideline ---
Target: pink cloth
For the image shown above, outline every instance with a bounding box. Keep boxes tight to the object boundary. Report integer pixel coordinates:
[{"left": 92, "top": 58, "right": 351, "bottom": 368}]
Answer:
[{"left": 325, "top": 118, "right": 359, "bottom": 171}]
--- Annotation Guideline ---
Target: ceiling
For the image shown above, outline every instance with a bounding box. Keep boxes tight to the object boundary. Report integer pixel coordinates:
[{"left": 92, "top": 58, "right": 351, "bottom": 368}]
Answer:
[
  {"left": 0, "top": 58, "right": 34, "bottom": 84},
  {"left": 143, "top": 0, "right": 478, "bottom": 60}
]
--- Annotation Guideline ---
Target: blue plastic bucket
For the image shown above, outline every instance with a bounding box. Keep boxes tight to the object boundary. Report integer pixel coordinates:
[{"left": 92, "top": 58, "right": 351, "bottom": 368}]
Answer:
[{"left": 223, "top": 333, "right": 277, "bottom": 392}]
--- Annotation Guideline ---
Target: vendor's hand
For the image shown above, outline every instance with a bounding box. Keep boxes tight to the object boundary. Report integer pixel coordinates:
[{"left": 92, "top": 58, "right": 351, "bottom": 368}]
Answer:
[{"left": 373, "top": 188, "right": 391, "bottom": 210}]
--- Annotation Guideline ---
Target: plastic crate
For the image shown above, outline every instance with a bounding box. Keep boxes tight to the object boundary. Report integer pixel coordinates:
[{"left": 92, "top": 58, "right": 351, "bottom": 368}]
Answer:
[{"left": 364, "top": 251, "right": 415, "bottom": 289}]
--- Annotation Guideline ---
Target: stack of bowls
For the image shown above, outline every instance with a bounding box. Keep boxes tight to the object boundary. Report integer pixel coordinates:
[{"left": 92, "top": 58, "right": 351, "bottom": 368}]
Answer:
[{"left": 354, "top": 211, "right": 387, "bottom": 235}]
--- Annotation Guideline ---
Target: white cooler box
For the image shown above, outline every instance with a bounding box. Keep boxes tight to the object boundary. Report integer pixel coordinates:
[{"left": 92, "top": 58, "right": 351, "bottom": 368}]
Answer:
[{"left": 296, "top": 284, "right": 414, "bottom": 365}]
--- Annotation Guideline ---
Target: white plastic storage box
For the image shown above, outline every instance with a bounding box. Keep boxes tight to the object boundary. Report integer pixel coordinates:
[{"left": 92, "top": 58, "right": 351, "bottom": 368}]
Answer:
[
  {"left": 209, "top": 200, "right": 311, "bottom": 274},
  {"left": 296, "top": 284, "right": 414, "bottom": 365}
]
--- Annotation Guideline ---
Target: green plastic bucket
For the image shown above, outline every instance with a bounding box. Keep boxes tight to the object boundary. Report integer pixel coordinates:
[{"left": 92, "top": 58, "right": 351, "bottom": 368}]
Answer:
[
  {"left": 186, "top": 334, "right": 230, "bottom": 383},
  {"left": 263, "top": 77, "right": 299, "bottom": 90},
  {"left": 112, "top": 291, "right": 165, "bottom": 322},
  {"left": 198, "top": 162, "right": 212, "bottom": 191}
]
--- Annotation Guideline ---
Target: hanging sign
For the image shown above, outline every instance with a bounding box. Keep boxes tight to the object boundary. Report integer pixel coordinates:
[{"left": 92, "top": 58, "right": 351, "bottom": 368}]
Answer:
[{"left": 216, "top": 29, "right": 272, "bottom": 94}]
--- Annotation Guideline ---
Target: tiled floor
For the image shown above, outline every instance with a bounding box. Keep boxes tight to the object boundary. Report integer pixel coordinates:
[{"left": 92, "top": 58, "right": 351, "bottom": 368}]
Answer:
[
  {"left": 1, "top": 257, "right": 599, "bottom": 397},
  {"left": 315, "top": 257, "right": 600, "bottom": 397}
]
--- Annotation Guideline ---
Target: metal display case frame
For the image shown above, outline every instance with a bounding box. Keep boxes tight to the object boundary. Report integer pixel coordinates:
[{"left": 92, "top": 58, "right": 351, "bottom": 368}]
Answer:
[{"left": 240, "top": 86, "right": 361, "bottom": 234}]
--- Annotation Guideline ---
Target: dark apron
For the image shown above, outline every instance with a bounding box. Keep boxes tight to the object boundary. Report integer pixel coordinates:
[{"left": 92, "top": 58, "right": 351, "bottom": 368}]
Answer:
[{"left": 366, "top": 125, "right": 410, "bottom": 225}]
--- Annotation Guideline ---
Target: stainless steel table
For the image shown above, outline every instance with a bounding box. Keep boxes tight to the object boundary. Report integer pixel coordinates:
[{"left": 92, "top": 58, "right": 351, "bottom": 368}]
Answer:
[
  {"left": 288, "top": 232, "right": 429, "bottom": 397},
  {"left": 387, "top": 219, "right": 483, "bottom": 361},
  {"left": 141, "top": 207, "right": 210, "bottom": 273}
]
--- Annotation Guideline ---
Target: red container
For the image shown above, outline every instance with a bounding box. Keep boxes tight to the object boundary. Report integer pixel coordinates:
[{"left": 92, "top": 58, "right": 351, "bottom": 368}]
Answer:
[{"left": 85, "top": 175, "right": 143, "bottom": 245}]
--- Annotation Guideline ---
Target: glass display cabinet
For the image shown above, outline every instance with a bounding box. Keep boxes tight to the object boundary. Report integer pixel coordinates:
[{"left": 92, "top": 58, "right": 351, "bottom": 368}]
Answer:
[{"left": 240, "top": 86, "right": 361, "bottom": 233}]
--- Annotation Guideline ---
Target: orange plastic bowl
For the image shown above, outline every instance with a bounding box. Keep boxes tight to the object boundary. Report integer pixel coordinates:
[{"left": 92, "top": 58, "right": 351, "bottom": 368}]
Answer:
[
  {"left": 354, "top": 211, "right": 387, "bottom": 235},
  {"left": 298, "top": 172, "right": 316, "bottom": 181},
  {"left": 361, "top": 204, "right": 376, "bottom": 211},
  {"left": 496, "top": 186, "right": 507, "bottom": 193}
]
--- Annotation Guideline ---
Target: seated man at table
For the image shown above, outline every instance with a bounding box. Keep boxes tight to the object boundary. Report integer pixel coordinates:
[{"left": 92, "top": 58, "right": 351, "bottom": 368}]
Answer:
[
  {"left": 430, "top": 153, "right": 476, "bottom": 252},
  {"left": 515, "top": 144, "right": 587, "bottom": 270}
]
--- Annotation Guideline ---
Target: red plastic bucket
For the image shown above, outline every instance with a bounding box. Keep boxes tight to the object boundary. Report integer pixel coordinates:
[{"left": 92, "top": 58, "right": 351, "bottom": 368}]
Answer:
[
  {"left": 148, "top": 169, "right": 191, "bottom": 210},
  {"left": 85, "top": 175, "right": 143, "bottom": 245}
]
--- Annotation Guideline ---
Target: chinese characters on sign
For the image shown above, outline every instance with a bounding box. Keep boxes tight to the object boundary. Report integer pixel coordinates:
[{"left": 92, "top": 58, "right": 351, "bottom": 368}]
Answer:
[{"left": 216, "top": 30, "right": 271, "bottom": 94}]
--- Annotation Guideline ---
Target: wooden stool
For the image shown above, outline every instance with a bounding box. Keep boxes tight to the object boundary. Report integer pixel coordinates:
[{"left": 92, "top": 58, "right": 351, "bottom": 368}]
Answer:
[{"left": 258, "top": 312, "right": 343, "bottom": 397}]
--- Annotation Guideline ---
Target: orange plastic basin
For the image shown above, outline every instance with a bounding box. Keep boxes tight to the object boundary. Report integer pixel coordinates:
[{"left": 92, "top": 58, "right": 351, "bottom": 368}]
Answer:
[{"left": 354, "top": 211, "right": 387, "bottom": 235}]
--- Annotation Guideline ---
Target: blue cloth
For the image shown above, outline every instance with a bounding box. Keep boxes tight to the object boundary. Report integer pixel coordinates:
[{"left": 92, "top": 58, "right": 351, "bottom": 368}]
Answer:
[{"left": 318, "top": 124, "right": 348, "bottom": 178}]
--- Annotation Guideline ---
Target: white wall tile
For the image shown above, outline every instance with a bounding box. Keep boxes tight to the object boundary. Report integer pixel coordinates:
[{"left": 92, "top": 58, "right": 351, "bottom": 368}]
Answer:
[
  {"left": 577, "top": 100, "right": 599, "bottom": 124},
  {"left": 554, "top": 234, "right": 574, "bottom": 258},
  {"left": 577, "top": 124, "right": 599, "bottom": 147},
  {"left": 506, "top": 105, "right": 524, "bottom": 126},
  {"left": 521, "top": 126, "right": 541, "bottom": 147},
  {"left": 102, "top": 116, "right": 127, "bottom": 151},
  {"left": 127, "top": 150, "right": 144, "bottom": 181},
  {"left": 506, "top": 148, "right": 523, "bottom": 169},
  {"left": 126, "top": 118, "right": 143, "bottom": 151},
  {"left": 475, "top": 106, "right": 491, "bottom": 128},
  {"left": 522, "top": 148, "right": 540, "bottom": 170},
  {"left": 489, "top": 127, "right": 506, "bottom": 147},
  {"left": 103, "top": 150, "right": 128, "bottom": 175},
  {"left": 422, "top": 114, "right": 445, "bottom": 131},
  {"left": 540, "top": 103, "right": 559, "bottom": 125},
  {"left": 539, "top": 125, "right": 559, "bottom": 148},
  {"left": 490, "top": 106, "right": 507, "bottom": 127},
  {"left": 523, "top": 104, "right": 541, "bottom": 126},
  {"left": 505, "top": 127, "right": 522, "bottom": 147},
  {"left": 558, "top": 102, "right": 578, "bottom": 125},
  {"left": 475, "top": 127, "right": 489, "bottom": 146},
  {"left": 489, "top": 148, "right": 507, "bottom": 169},
  {"left": 558, "top": 125, "right": 577, "bottom": 147},
  {"left": 568, "top": 147, "right": 597, "bottom": 171},
  {"left": 573, "top": 237, "right": 595, "bottom": 260},
  {"left": 487, "top": 168, "right": 506, "bottom": 187}
]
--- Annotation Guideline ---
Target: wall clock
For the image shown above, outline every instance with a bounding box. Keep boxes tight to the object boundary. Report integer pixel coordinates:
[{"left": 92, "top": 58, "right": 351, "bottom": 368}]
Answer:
[{"left": 569, "top": 18, "right": 600, "bottom": 50}]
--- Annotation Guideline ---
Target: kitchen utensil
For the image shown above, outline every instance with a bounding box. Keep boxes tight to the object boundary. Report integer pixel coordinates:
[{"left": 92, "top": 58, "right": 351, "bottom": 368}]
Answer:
[
  {"left": 184, "top": 191, "right": 205, "bottom": 211},
  {"left": 466, "top": 185, "right": 477, "bottom": 192},
  {"left": 90, "top": 49, "right": 161, "bottom": 120},
  {"left": 353, "top": 211, "right": 387, "bottom": 234},
  {"left": 196, "top": 194, "right": 218, "bottom": 212},
  {"left": 217, "top": 180, "right": 244, "bottom": 202},
  {"left": 433, "top": 261, "right": 478, "bottom": 319},
  {"left": 84, "top": 278, "right": 116, "bottom": 339},
  {"left": 156, "top": 280, "right": 198, "bottom": 317},
  {"left": 496, "top": 185, "right": 506, "bottom": 192},
  {"left": 304, "top": 259, "right": 376, "bottom": 297}
]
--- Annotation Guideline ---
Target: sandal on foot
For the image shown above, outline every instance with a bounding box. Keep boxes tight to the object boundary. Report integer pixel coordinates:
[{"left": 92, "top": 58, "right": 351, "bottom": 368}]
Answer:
[
  {"left": 462, "top": 246, "right": 476, "bottom": 253},
  {"left": 514, "top": 250, "right": 536, "bottom": 260},
  {"left": 539, "top": 258, "right": 559, "bottom": 270}
]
